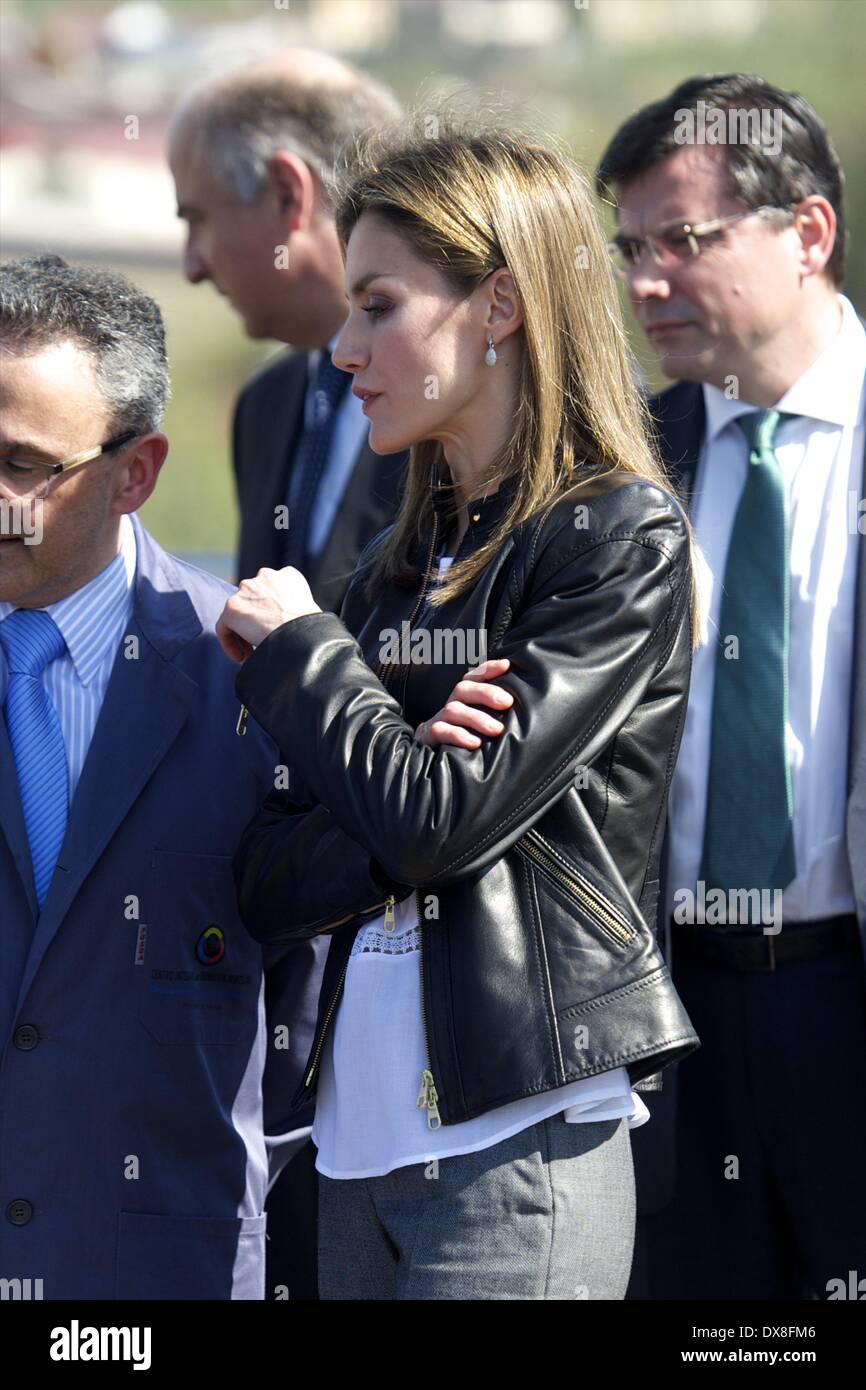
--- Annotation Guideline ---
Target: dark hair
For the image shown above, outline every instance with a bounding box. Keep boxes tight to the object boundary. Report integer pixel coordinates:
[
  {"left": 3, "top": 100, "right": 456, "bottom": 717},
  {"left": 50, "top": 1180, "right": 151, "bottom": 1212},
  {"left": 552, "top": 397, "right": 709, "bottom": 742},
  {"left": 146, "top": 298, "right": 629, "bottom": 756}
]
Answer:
[
  {"left": 0, "top": 254, "right": 170, "bottom": 432},
  {"left": 595, "top": 74, "right": 846, "bottom": 286}
]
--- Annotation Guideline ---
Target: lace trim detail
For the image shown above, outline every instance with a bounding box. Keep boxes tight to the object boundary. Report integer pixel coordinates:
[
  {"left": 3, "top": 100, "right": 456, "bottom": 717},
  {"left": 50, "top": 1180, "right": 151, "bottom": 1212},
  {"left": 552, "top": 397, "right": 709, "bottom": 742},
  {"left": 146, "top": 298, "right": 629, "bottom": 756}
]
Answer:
[{"left": 350, "top": 923, "right": 422, "bottom": 957}]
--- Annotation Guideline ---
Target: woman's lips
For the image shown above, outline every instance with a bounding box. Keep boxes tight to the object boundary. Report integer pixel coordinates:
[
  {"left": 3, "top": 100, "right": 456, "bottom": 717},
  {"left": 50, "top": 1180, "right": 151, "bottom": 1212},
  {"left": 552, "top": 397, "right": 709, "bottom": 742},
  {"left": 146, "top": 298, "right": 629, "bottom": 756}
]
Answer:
[{"left": 360, "top": 392, "right": 382, "bottom": 415}]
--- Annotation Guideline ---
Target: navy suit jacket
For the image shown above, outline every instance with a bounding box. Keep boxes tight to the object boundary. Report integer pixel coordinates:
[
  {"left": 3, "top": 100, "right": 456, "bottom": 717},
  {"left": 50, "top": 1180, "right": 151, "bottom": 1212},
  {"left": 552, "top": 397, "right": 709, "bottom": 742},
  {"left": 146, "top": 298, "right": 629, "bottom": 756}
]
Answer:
[
  {"left": 630, "top": 378, "right": 866, "bottom": 1214},
  {"left": 0, "top": 516, "right": 328, "bottom": 1298}
]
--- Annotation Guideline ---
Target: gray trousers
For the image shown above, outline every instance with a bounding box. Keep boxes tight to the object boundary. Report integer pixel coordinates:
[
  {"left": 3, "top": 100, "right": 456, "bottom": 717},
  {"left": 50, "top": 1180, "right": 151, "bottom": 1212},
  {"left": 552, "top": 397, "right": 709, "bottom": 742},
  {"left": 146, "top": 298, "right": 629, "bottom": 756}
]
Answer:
[{"left": 317, "top": 1114, "right": 636, "bottom": 1300}]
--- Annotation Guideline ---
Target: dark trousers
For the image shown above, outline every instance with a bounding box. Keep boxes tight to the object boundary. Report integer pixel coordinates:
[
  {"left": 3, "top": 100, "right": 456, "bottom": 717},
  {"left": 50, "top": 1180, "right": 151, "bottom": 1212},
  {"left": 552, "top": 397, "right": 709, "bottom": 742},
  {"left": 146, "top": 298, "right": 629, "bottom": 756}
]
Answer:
[
  {"left": 629, "top": 923, "right": 866, "bottom": 1299},
  {"left": 265, "top": 1138, "right": 319, "bottom": 1301}
]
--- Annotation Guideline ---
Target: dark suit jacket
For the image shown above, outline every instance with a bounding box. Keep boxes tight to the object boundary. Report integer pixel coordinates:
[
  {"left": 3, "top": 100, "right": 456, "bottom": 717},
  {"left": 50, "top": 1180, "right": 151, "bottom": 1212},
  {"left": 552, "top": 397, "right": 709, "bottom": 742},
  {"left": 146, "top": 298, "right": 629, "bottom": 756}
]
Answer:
[
  {"left": 630, "top": 376, "right": 866, "bottom": 1215},
  {"left": 232, "top": 347, "right": 407, "bottom": 613}
]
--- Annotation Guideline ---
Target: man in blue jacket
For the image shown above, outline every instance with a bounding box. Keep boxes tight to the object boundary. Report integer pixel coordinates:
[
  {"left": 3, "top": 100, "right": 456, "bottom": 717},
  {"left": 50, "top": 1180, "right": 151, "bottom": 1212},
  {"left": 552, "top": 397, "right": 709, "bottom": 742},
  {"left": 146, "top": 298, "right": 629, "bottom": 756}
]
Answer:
[{"left": 0, "top": 255, "right": 326, "bottom": 1299}]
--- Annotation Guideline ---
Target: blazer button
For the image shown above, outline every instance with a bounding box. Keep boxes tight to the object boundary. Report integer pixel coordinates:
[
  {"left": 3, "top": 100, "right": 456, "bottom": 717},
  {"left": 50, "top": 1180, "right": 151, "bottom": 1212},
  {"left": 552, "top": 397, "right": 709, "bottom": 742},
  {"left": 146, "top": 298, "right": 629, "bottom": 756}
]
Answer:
[
  {"left": 13, "top": 1024, "right": 39, "bottom": 1051},
  {"left": 6, "top": 1199, "right": 33, "bottom": 1225}
]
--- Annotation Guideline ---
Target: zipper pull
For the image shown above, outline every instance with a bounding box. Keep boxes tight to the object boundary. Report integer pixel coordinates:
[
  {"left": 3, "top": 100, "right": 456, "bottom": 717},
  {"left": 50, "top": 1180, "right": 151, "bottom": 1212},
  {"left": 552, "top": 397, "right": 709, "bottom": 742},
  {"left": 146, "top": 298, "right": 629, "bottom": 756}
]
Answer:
[
  {"left": 382, "top": 895, "right": 396, "bottom": 932},
  {"left": 236, "top": 703, "right": 249, "bottom": 736},
  {"left": 416, "top": 1068, "right": 442, "bottom": 1129}
]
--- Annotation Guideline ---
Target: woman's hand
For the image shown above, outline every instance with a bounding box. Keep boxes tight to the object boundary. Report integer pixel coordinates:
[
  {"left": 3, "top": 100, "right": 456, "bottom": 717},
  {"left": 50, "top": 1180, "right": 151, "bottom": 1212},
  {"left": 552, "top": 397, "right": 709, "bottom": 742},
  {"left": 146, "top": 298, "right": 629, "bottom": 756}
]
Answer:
[
  {"left": 216, "top": 567, "right": 322, "bottom": 664},
  {"left": 414, "top": 657, "right": 514, "bottom": 749}
]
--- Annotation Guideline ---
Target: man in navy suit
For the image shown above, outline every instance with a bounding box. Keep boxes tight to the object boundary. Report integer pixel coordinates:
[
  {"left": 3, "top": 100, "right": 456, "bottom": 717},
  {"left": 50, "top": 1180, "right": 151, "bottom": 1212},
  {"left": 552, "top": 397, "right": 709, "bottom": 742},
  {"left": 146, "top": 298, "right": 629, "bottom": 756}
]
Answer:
[
  {"left": 596, "top": 75, "right": 866, "bottom": 1298},
  {"left": 0, "top": 255, "right": 326, "bottom": 1299},
  {"left": 169, "top": 50, "right": 407, "bottom": 614}
]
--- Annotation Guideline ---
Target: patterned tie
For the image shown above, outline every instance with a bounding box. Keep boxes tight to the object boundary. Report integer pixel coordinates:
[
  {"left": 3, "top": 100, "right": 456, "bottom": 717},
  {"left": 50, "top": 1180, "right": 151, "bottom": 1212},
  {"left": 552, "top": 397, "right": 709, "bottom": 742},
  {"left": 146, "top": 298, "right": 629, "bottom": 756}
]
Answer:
[
  {"left": 700, "top": 409, "right": 798, "bottom": 915},
  {"left": 281, "top": 347, "right": 352, "bottom": 570},
  {"left": 0, "top": 609, "right": 69, "bottom": 909}
]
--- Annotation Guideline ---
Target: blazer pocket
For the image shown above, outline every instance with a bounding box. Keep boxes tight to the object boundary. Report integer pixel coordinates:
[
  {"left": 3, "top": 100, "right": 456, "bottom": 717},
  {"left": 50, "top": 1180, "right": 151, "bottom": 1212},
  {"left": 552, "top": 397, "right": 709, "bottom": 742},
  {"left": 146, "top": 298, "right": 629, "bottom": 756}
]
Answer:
[
  {"left": 137, "top": 850, "right": 260, "bottom": 1045},
  {"left": 115, "top": 1210, "right": 266, "bottom": 1300}
]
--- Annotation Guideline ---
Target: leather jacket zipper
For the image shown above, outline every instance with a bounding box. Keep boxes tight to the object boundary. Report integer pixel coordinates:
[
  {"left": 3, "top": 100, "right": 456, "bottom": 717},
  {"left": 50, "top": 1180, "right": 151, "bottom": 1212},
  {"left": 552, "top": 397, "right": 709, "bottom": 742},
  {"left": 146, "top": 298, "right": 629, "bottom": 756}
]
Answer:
[
  {"left": 371, "top": 512, "right": 440, "bottom": 687},
  {"left": 303, "top": 514, "right": 445, "bottom": 1095},
  {"left": 371, "top": 524, "right": 443, "bottom": 1128},
  {"left": 397, "top": 520, "right": 445, "bottom": 1128},
  {"left": 519, "top": 828, "right": 636, "bottom": 947},
  {"left": 414, "top": 885, "right": 442, "bottom": 1129},
  {"left": 303, "top": 893, "right": 397, "bottom": 1089},
  {"left": 295, "top": 891, "right": 396, "bottom": 942}
]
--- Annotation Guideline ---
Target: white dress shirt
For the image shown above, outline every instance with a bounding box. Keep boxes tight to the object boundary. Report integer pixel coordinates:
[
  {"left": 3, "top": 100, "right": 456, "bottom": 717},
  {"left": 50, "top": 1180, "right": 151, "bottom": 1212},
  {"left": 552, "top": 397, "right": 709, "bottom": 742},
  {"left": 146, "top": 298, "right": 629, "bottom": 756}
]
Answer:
[
  {"left": 667, "top": 293, "right": 866, "bottom": 921},
  {"left": 288, "top": 333, "right": 370, "bottom": 560},
  {"left": 312, "top": 554, "right": 649, "bottom": 1180},
  {"left": 0, "top": 514, "right": 136, "bottom": 801}
]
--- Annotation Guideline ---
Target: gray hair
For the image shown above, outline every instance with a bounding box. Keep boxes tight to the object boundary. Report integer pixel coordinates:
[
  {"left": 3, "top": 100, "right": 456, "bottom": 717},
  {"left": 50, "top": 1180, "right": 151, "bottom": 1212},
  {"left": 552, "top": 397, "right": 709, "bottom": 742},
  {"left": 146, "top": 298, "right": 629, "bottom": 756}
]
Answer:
[
  {"left": 182, "top": 66, "right": 403, "bottom": 207},
  {"left": 0, "top": 254, "right": 170, "bottom": 433}
]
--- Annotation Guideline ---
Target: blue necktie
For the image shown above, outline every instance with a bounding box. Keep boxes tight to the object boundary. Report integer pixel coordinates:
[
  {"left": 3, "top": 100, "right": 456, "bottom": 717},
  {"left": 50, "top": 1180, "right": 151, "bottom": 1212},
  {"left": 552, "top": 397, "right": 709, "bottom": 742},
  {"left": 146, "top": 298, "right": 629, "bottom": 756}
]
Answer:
[
  {"left": 0, "top": 609, "right": 69, "bottom": 909},
  {"left": 700, "top": 409, "right": 797, "bottom": 914},
  {"left": 281, "top": 347, "right": 352, "bottom": 570}
]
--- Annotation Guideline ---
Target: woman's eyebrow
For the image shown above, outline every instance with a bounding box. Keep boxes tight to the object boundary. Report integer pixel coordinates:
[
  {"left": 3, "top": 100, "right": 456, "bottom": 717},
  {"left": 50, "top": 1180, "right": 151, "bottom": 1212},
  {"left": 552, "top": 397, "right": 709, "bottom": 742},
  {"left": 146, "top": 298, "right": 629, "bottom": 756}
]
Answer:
[{"left": 346, "top": 271, "right": 400, "bottom": 298}]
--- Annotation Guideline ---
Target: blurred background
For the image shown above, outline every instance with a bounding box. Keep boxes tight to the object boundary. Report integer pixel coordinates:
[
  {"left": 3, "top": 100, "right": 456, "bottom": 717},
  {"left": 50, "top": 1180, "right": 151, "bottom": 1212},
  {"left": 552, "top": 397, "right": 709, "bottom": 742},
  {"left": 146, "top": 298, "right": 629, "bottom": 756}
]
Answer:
[{"left": 1, "top": 0, "right": 862, "bottom": 576}]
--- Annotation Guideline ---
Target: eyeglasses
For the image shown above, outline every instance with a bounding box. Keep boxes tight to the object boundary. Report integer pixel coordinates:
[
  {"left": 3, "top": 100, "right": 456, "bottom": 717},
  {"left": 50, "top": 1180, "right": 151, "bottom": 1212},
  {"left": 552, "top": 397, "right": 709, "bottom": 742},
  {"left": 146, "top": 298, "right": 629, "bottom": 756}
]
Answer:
[
  {"left": 0, "top": 431, "right": 138, "bottom": 500},
  {"left": 606, "top": 206, "right": 794, "bottom": 278}
]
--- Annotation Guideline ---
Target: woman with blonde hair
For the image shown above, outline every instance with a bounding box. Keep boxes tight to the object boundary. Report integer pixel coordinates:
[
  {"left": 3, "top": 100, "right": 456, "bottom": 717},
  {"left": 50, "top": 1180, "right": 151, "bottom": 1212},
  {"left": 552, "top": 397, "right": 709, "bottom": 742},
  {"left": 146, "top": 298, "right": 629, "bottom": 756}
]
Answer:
[{"left": 218, "top": 106, "right": 700, "bottom": 1300}]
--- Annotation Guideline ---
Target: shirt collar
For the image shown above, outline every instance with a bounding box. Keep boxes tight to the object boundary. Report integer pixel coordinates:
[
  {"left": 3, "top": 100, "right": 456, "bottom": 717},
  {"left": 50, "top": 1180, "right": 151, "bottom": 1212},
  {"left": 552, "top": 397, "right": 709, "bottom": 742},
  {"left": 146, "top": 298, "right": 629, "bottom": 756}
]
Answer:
[
  {"left": 0, "top": 514, "right": 136, "bottom": 687},
  {"left": 702, "top": 293, "right": 866, "bottom": 444}
]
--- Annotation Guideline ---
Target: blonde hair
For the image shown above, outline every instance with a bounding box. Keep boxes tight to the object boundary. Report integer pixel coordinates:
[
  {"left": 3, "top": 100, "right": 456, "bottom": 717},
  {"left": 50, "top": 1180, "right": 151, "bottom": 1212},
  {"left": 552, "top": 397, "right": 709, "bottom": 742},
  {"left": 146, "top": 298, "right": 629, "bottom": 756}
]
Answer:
[{"left": 335, "top": 100, "right": 698, "bottom": 641}]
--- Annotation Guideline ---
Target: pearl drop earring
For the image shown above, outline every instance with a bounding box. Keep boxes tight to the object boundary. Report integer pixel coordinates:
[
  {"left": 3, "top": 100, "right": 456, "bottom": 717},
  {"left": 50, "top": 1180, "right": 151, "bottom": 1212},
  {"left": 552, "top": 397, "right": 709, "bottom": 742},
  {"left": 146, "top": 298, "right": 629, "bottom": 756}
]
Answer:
[{"left": 485, "top": 336, "right": 497, "bottom": 367}]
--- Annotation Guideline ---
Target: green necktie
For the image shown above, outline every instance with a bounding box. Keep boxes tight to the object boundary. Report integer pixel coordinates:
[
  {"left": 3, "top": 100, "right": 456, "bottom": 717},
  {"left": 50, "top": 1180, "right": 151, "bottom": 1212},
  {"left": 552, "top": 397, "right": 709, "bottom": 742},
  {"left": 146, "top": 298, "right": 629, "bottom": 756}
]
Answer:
[{"left": 700, "top": 409, "right": 797, "bottom": 911}]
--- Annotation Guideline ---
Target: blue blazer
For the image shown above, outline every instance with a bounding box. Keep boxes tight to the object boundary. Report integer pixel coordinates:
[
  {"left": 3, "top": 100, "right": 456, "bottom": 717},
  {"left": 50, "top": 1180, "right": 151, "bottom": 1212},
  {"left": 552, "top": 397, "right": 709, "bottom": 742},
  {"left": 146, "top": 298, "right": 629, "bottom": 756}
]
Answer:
[
  {"left": 631, "top": 377, "right": 866, "bottom": 1215},
  {"left": 0, "top": 516, "right": 328, "bottom": 1299}
]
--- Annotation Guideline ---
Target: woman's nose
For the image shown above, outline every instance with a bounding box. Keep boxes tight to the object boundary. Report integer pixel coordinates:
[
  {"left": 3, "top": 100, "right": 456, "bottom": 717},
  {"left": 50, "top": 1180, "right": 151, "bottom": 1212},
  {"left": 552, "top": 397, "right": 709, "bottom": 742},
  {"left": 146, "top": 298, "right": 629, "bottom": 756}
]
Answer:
[{"left": 331, "top": 319, "right": 367, "bottom": 375}]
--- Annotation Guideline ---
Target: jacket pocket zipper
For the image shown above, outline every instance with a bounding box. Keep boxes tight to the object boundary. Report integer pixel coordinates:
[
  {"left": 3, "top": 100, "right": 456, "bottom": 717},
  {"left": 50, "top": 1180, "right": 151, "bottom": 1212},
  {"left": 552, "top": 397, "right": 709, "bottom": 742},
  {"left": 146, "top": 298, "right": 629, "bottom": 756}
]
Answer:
[
  {"left": 414, "top": 885, "right": 442, "bottom": 1129},
  {"left": 519, "top": 828, "right": 635, "bottom": 947},
  {"left": 303, "top": 893, "right": 397, "bottom": 1089}
]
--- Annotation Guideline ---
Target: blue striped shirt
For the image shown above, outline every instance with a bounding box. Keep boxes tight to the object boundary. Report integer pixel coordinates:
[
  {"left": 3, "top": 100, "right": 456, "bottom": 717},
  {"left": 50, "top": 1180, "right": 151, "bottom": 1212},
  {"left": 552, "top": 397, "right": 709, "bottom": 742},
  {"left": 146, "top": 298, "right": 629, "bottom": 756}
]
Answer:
[{"left": 0, "top": 515, "right": 137, "bottom": 801}]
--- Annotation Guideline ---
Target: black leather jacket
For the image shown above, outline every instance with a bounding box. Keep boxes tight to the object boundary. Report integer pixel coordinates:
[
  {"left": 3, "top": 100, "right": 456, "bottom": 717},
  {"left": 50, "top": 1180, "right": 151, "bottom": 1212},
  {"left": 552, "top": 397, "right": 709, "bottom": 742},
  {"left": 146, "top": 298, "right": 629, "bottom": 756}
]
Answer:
[{"left": 233, "top": 463, "right": 700, "bottom": 1127}]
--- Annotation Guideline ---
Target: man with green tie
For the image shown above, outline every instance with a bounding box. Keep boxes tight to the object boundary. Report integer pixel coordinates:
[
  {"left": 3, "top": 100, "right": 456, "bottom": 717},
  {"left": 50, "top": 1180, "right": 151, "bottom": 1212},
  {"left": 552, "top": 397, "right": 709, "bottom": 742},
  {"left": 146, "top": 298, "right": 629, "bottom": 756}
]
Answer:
[{"left": 596, "top": 73, "right": 866, "bottom": 1299}]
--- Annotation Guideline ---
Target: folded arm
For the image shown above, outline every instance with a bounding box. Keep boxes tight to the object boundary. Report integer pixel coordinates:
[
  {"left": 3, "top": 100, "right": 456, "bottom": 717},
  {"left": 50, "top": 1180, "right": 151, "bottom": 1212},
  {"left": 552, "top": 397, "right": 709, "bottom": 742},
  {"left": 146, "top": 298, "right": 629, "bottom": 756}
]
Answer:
[
  {"left": 233, "top": 781, "right": 411, "bottom": 946},
  {"left": 235, "top": 499, "right": 690, "bottom": 890}
]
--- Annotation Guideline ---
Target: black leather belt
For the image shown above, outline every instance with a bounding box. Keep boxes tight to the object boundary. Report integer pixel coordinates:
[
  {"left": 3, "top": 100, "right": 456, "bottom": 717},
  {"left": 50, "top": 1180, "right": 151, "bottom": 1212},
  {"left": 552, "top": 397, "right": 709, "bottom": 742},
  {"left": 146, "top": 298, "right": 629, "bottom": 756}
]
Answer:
[{"left": 670, "top": 914, "right": 860, "bottom": 972}]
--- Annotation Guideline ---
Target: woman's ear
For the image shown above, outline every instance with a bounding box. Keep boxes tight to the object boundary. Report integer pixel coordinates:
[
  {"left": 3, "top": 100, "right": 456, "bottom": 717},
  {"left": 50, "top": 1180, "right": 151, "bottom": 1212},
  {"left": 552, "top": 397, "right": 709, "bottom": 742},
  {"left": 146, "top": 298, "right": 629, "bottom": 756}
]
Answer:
[{"left": 486, "top": 267, "right": 523, "bottom": 338}]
